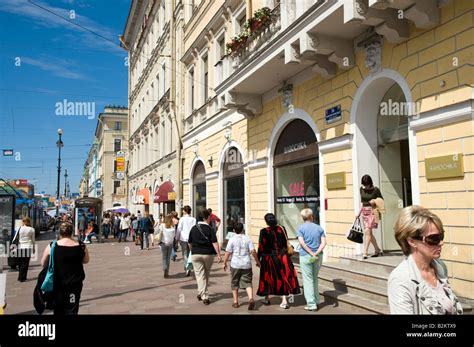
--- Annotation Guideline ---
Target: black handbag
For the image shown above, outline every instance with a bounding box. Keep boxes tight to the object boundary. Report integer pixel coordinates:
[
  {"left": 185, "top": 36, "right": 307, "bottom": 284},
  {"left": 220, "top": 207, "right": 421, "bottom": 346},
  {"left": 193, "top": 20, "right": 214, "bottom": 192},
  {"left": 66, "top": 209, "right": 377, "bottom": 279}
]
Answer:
[
  {"left": 33, "top": 267, "right": 55, "bottom": 314},
  {"left": 347, "top": 213, "right": 364, "bottom": 244}
]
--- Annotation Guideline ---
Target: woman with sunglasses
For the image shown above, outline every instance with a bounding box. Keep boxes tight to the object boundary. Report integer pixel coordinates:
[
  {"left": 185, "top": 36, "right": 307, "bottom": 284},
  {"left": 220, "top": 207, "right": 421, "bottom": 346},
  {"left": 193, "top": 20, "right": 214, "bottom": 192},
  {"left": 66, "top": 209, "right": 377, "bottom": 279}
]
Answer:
[{"left": 388, "top": 206, "right": 463, "bottom": 315}]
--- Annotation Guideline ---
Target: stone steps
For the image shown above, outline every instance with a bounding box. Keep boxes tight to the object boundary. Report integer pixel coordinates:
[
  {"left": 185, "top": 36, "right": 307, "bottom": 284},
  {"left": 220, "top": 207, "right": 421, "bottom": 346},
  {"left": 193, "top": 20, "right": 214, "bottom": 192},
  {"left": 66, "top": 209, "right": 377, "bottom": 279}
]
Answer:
[
  {"left": 319, "top": 284, "right": 390, "bottom": 315},
  {"left": 312, "top": 254, "right": 404, "bottom": 314}
]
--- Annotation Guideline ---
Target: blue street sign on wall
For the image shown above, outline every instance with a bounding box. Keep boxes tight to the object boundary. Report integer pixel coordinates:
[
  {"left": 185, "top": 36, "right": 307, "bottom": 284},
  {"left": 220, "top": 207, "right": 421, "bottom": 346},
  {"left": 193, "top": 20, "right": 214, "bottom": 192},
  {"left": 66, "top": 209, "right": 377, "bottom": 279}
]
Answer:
[{"left": 325, "top": 105, "right": 342, "bottom": 124}]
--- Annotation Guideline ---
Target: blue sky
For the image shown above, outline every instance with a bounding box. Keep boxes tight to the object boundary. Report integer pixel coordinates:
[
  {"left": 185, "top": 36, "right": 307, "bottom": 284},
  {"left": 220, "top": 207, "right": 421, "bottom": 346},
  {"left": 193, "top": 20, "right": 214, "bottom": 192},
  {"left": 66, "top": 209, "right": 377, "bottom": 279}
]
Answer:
[{"left": 0, "top": 0, "right": 130, "bottom": 195}]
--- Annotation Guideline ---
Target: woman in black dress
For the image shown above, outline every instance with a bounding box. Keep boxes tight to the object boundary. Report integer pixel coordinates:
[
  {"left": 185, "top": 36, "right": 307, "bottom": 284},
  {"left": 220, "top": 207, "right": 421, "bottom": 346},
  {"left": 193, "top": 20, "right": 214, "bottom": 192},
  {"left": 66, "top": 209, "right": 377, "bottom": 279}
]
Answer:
[
  {"left": 41, "top": 222, "right": 89, "bottom": 315},
  {"left": 257, "top": 213, "right": 300, "bottom": 309}
]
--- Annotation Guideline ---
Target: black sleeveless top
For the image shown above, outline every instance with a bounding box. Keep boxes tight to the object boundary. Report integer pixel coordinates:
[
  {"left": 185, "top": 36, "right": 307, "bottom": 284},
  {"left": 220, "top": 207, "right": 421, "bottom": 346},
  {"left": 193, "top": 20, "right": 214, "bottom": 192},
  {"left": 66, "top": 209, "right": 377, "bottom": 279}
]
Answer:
[{"left": 54, "top": 242, "right": 86, "bottom": 287}]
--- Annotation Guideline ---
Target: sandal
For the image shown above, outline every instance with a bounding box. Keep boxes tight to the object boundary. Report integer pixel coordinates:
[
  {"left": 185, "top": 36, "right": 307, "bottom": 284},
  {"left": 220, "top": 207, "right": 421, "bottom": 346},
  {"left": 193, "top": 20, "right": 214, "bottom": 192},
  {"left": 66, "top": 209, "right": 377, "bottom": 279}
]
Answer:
[
  {"left": 362, "top": 254, "right": 368, "bottom": 259},
  {"left": 248, "top": 300, "right": 255, "bottom": 311},
  {"left": 280, "top": 303, "right": 289, "bottom": 309},
  {"left": 232, "top": 302, "right": 239, "bottom": 308},
  {"left": 371, "top": 251, "right": 383, "bottom": 257}
]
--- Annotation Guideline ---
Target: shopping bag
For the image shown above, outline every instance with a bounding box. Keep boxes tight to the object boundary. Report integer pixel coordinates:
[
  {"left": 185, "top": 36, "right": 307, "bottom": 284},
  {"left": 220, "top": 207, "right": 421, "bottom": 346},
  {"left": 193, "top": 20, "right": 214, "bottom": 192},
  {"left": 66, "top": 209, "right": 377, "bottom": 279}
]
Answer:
[{"left": 186, "top": 251, "right": 193, "bottom": 271}]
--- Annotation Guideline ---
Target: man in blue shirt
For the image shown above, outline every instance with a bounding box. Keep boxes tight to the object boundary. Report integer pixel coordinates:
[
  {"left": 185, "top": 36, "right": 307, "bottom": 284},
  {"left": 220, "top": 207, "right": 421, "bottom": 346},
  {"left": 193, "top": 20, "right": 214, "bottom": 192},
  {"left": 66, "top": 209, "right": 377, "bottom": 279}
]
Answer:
[
  {"left": 297, "top": 208, "right": 327, "bottom": 311},
  {"left": 138, "top": 212, "right": 152, "bottom": 250}
]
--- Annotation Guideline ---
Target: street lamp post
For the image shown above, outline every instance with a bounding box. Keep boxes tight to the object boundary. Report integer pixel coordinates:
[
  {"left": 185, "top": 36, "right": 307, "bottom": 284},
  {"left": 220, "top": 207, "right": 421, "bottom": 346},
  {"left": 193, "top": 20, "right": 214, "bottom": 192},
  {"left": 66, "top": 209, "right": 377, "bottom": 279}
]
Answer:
[
  {"left": 64, "top": 169, "right": 68, "bottom": 199},
  {"left": 56, "top": 129, "right": 64, "bottom": 221}
]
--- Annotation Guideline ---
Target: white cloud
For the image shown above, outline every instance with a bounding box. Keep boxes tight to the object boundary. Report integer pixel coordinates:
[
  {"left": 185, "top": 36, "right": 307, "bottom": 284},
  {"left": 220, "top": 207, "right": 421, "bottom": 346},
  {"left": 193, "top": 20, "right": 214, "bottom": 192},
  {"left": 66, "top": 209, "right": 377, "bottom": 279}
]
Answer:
[
  {"left": 0, "top": 0, "right": 121, "bottom": 52},
  {"left": 22, "top": 56, "right": 87, "bottom": 80}
]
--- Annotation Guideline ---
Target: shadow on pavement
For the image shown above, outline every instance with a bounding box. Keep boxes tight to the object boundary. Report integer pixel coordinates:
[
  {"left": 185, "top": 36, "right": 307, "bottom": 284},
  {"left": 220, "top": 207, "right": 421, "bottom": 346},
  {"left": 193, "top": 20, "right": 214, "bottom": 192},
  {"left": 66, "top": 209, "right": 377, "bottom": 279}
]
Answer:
[{"left": 80, "top": 278, "right": 196, "bottom": 304}]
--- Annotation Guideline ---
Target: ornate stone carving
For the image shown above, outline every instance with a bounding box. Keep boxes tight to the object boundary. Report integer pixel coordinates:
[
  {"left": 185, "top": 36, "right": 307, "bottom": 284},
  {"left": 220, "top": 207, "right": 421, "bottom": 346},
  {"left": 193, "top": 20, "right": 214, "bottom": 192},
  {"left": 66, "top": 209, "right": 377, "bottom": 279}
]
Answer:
[
  {"left": 355, "top": 0, "right": 368, "bottom": 15},
  {"left": 365, "top": 36, "right": 383, "bottom": 73},
  {"left": 279, "top": 84, "right": 294, "bottom": 109}
]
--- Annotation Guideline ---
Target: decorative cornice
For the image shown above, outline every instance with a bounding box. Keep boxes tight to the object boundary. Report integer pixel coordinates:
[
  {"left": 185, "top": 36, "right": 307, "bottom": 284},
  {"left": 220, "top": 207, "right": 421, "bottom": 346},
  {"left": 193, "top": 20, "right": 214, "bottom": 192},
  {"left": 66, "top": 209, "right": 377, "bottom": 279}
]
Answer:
[
  {"left": 205, "top": 172, "right": 219, "bottom": 180},
  {"left": 318, "top": 133, "right": 353, "bottom": 154},
  {"left": 244, "top": 157, "right": 268, "bottom": 170},
  {"left": 409, "top": 100, "right": 473, "bottom": 132}
]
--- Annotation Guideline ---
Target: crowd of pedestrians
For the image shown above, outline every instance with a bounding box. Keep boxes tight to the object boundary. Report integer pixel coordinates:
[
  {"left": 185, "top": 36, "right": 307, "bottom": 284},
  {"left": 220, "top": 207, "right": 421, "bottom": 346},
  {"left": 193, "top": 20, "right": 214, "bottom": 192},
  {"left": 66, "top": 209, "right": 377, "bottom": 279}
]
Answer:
[{"left": 7, "top": 173, "right": 463, "bottom": 316}]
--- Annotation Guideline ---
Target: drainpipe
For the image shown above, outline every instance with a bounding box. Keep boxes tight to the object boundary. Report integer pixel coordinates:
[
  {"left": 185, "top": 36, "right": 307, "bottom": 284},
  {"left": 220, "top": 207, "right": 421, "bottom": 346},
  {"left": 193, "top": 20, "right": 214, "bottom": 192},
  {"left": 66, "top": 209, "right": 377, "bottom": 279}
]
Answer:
[
  {"left": 170, "top": 0, "right": 184, "bottom": 212},
  {"left": 246, "top": 0, "right": 252, "bottom": 20}
]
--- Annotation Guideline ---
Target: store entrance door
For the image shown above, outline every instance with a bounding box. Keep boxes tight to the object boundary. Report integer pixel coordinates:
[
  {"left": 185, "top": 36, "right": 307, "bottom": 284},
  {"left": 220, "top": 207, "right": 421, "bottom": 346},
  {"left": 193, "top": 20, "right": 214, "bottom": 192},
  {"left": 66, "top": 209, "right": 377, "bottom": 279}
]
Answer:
[
  {"left": 377, "top": 83, "right": 412, "bottom": 251},
  {"left": 224, "top": 175, "right": 245, "bottom": 239}
]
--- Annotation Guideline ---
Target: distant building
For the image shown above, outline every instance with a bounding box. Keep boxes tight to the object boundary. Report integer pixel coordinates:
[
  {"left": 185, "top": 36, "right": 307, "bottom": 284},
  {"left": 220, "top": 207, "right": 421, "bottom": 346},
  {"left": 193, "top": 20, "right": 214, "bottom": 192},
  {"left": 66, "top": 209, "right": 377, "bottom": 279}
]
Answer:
[{"left": 80, "top": 106, "right": 129, "bottom": 210}]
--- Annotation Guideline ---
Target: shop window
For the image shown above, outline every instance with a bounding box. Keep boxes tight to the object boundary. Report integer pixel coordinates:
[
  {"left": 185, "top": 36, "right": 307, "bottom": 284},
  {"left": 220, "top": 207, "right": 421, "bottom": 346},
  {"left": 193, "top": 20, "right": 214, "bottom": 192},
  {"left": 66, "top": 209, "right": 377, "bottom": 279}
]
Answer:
[
  {"left": 193, "top": 161, "right": 207, "bottom": 218},
  {"left": 273, "top": 119, "right": 319, "bottom": 238}
]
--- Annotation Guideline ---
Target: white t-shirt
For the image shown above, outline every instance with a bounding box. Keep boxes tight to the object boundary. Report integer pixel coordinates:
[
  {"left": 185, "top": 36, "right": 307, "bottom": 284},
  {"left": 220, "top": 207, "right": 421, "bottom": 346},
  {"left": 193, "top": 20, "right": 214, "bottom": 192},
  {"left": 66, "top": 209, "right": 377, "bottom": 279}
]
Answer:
[
  {"left": 225, "top": 234, "right": 254, "bottom": 270},
  {"left": 160, "top": 225, "right": 176, "bottom": 245},
  {"left": 177, "top": 215, "right": 196, "bottom": 242}
]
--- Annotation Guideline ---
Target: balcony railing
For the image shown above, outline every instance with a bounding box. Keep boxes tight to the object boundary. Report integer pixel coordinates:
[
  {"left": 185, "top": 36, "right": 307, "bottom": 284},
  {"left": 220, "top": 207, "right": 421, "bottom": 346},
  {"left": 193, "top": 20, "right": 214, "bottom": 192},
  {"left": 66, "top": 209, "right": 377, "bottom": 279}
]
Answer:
[{"left": 226, "top": 4, "right": 281, "bottom": 72}]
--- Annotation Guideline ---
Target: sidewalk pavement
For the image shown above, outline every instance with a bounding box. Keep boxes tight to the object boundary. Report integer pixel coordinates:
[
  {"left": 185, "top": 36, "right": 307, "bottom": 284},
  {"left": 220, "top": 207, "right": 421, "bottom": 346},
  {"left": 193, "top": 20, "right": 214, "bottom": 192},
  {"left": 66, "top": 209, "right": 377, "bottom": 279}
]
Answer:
[{"left": 3, "top": 232, "right": 349, "bottom": 314}]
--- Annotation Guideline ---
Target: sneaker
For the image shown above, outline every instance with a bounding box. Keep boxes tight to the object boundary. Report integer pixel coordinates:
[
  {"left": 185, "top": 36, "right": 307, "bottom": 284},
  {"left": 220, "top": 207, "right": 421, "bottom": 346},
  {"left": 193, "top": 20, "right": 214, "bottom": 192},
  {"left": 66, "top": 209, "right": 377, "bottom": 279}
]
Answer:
[
  {"left": 203, "top": 299, "right": 210, "bottom": 305},
  {"left": 186, "top": 270, "right": 191, "bottom": 277},
  {"left": 304, "top": 306, "right": 317, "bottom": 312},
  {"left": 197, "top": 295, "right": 202, "bottom": 301},
  {"left": 279, "top": 303, "right": 289, "bottom": 309}
]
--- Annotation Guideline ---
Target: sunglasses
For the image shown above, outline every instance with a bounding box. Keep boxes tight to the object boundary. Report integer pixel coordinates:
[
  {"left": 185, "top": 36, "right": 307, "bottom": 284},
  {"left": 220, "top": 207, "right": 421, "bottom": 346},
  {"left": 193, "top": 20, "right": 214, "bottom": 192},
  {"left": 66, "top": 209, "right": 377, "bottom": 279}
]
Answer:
[{"left": 412, "top": 233, "right": 444, "bottom": 246}]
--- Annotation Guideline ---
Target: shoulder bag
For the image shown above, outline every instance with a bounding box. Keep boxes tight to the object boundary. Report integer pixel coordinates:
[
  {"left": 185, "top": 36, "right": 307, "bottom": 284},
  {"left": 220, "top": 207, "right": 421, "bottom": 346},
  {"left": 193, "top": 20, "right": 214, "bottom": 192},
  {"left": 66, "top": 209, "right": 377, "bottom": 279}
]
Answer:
[
  {"left": 280, "top": 225, "right": 295, "bottom": 257},
  {"left": 41, "top": 240, "right": 57, "bottom": 293}
]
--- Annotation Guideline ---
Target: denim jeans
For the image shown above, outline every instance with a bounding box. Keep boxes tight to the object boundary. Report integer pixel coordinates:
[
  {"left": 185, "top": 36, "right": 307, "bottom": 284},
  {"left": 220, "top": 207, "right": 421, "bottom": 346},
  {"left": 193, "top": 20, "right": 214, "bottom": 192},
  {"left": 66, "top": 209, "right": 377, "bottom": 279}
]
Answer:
[
  {"left": 118, "top": 229, "right": 128, "bottom": 242},
  {"left": 180, "top": 241, "right": 189, "bottom": 271},
  {"left": 141, "top": 231, "right": 149, "bottom": 249},
  {"left": 300, "top": 254, "right": 323, "bottom": 309},
  {"left": 102, "top": 224, "right": 110, "bottom": 239},
  {"left": 161, "top": 243, "right": 173, "bottom": 271}
]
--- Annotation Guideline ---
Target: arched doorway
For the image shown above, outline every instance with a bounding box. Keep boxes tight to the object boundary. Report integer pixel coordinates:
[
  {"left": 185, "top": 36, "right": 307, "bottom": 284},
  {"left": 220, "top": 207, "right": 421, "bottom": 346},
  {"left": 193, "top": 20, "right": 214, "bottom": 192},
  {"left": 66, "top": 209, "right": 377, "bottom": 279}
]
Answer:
[
  {"left": 192, "top": 161, "right": 207, "bottom": 218},
  {"left": 222, "top": 146, "right": 245, "bottom": 241},
  {"left": 352, "top": 70, "right": 417, "bottom": 252},
  {"left": 378, "top": 83, "right": 412, "bottom": 250},
  {"left": 273, "top": 119, "right": 320, "bottom": 239}
]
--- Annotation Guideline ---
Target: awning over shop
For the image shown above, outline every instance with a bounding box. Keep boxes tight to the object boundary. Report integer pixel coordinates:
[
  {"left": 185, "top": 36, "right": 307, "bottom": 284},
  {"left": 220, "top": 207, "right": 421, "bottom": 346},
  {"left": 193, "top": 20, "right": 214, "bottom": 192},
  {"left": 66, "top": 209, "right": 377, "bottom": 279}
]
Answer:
[{"left": 154, "top": 181, "right": 175, "bottom": 203}]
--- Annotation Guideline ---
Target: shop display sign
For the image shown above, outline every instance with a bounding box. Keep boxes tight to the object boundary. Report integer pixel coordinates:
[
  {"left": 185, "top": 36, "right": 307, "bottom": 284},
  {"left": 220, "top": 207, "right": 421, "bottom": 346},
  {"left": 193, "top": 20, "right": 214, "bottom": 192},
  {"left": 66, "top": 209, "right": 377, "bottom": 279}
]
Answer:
[
  {"left": 276, "top": 196, "right": 319, "bottom": 204},
  {"left": 325, "top": 105, "right": 342, "bottom": 124},
  {"left": 327, "top": 172, "right": 346, "bottom": 190},
  {"left": 425, "top": 154, "right": 464, "bottom": 180},
  {"left": 168, "top": 192, "right": 176, "bottom": 201},
  {"left": 116, "top": 157, "right": 125, "bottom": 172}
]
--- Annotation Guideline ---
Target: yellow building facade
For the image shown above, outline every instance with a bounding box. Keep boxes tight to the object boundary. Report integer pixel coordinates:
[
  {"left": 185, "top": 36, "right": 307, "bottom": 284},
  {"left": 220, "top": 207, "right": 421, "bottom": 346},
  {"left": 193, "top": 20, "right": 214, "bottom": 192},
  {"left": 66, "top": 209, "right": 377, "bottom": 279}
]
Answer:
[{"left": 180, "top": 0, "right": 473, "bottom": 304}]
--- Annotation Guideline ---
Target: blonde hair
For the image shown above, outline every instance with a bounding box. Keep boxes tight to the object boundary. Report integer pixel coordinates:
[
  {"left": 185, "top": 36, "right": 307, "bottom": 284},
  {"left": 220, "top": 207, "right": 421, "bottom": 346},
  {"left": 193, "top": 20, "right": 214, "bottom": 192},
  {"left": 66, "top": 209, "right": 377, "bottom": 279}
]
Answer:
[
  {"left": 394, "top": 205, "right": 445, "bottom": 256},
  {"left": 22, "top": 217, "right": 31, "bottom": 227},
  {"left": 164, "top": 214, "right": 173, "bottom": 228},
  {"left": 300, "top": 208, "right": 313, "bottom": 222}
]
